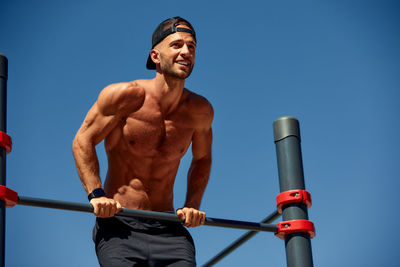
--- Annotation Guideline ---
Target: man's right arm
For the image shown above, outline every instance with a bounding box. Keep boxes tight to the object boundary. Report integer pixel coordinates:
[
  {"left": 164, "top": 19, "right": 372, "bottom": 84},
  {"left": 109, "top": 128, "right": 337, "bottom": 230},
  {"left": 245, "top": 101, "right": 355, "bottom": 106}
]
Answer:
[{"left": 72, "top": 82, "right": 145, "bottom": 217}]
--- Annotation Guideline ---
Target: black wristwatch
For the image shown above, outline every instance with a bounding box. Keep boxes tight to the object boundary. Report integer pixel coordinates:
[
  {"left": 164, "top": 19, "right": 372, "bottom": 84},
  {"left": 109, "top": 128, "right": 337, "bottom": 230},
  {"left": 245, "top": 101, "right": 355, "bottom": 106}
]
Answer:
[{"left": 88, "top": 188, "right": 106, "bottom": 201}]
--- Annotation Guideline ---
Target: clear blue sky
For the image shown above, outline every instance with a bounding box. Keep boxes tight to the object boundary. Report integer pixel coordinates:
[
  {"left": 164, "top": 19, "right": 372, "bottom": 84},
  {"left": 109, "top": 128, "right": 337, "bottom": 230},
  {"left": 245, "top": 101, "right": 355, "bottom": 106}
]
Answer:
[{"left": 1, "top": 1, "right": 399, "bottom": 266}]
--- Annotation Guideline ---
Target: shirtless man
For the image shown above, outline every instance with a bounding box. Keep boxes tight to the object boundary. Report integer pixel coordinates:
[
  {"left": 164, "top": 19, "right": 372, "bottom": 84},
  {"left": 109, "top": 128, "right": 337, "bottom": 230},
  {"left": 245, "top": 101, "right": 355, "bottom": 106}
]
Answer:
[{"left": 72, "top": 17, "right": 213, "bottom": 266}]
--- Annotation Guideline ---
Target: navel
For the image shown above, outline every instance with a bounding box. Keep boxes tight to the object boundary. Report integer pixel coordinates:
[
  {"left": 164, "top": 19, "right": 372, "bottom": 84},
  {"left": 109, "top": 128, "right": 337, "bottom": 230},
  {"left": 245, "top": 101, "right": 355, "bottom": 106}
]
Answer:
[{"left": 129, "top": 179, "right": 145, "bottom": 190}]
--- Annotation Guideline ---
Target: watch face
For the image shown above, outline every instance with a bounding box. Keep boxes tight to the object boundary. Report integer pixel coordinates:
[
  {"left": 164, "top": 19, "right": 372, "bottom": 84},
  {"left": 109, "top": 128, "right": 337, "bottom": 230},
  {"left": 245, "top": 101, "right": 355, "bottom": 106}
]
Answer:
[{"left": 93, "top": 188, "right": 105, "bottom": 197}]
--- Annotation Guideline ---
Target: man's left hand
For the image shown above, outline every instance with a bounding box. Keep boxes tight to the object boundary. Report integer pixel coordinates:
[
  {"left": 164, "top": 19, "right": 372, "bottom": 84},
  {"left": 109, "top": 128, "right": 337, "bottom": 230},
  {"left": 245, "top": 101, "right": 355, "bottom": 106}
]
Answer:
[{"left": 176, "top": 207, "right": 206, "bottom": 227}]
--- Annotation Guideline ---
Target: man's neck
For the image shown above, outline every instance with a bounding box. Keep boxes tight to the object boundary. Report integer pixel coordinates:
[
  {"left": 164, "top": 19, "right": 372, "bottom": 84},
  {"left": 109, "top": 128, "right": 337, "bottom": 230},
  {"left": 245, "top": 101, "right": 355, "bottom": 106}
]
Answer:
[{"left": 152, "top": 72, "right": 186, "bottom": 115}]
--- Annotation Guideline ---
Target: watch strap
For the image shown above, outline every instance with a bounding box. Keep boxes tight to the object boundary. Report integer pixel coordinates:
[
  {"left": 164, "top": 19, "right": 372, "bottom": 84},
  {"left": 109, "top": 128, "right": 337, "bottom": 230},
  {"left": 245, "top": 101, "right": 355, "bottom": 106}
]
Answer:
[{"left": 88, "top": 188, "right": 105, "bottom": 201}]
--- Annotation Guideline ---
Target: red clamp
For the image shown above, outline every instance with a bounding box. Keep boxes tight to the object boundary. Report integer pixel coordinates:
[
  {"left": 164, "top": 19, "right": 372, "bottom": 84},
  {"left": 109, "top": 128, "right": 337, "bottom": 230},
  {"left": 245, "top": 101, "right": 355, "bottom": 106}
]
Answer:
[
  {"left": 276, "top": 189, "right": 312, "bottom": 214},
  {"left": 0, "top": 132, "right": 12, "bottom": 154},
  {"left": 0, "top": 185, "right": 18, "bottom": 208},
  {"left": 275, "top": 219, "right": 315, "bottom": 240}
]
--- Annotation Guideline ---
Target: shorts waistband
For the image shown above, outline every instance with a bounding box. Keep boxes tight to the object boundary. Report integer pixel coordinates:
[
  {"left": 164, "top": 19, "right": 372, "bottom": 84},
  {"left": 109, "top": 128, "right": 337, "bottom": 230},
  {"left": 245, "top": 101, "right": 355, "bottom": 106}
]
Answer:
[{"left": 96, "top": 213, "right": 182, "bottom": 231}]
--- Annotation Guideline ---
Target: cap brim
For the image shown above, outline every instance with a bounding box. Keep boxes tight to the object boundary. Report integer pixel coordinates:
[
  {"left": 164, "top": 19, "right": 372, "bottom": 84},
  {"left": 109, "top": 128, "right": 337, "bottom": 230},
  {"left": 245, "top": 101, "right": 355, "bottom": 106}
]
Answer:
[{"left": 146, "top": 54, "right": 156, "bottom": 70}]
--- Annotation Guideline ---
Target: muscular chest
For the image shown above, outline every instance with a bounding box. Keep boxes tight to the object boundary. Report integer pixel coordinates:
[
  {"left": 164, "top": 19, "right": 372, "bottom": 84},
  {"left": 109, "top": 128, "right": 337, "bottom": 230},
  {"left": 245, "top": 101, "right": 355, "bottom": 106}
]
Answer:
[{"left": 121, "top": 106, "right": 194, "bottom": 159}]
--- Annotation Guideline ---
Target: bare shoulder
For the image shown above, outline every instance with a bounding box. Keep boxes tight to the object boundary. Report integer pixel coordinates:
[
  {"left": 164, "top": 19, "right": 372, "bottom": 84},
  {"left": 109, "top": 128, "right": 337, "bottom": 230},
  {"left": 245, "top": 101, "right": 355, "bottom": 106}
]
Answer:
[
  {"left": 184, "top": 89, "right": 214, "bottom": 127},
  {"left": 97, "top": 81, "right": 145, "bottom": 116}
]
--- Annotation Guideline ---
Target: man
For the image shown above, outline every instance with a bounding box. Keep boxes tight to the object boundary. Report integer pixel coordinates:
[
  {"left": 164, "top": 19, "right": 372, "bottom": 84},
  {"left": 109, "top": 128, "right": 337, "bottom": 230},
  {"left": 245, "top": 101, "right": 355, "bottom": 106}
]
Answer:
[{"left": 72, "top": 17, "right": 213, "bottom": 266}]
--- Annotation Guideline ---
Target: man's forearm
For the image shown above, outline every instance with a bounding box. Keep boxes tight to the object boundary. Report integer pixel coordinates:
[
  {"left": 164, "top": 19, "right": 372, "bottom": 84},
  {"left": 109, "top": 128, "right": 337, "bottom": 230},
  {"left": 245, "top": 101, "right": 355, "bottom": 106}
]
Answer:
[
  {"left": 72, "top": 137, "right": 102, "bottom": 194},
  {"left": 184, "top": 156, "right": 211, "bottom": 209}
]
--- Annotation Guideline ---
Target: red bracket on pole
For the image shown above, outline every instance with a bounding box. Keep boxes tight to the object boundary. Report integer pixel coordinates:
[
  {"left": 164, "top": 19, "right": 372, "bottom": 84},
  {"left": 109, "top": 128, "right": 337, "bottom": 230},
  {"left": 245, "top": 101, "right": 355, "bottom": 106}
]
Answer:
[
  {"left": 0, "top": 132, "right": 12, "bottom": 154},
  {"left": 0, "top": 185, "right": 18, "bottom": 208},
  {"left": 275, "top": 219, "right": 315, "bottom": 240},
  {"left": 276, "top": 189, "right": 312, "bottom": 214}
]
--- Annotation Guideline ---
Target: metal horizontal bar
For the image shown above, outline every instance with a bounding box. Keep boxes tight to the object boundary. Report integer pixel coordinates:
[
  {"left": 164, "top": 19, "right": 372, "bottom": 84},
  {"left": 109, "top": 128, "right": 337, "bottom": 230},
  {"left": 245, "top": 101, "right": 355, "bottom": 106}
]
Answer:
[
  {"left": 17, "top": 196, "right": 278, "bottom": 233},
  {"left": 202, "top": 210, "right": 281, "bottom": 267}
]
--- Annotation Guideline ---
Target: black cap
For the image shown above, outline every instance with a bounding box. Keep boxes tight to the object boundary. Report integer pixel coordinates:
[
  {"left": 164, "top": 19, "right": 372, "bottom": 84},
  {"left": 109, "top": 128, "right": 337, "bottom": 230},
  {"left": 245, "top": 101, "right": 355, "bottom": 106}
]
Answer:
[{"left": 146, "top": 17, "right": 196, "bottom": 70}]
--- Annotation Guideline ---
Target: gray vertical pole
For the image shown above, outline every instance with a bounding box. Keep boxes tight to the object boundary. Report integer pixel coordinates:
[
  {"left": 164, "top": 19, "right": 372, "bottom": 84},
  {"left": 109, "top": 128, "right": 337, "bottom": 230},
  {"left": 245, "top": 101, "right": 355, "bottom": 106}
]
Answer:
[
  {"left": 0, "top": 54, "right": 8, "bottom": 267},
  {"left": 273, "top": 116, "right": 313, "bottom": 267}
]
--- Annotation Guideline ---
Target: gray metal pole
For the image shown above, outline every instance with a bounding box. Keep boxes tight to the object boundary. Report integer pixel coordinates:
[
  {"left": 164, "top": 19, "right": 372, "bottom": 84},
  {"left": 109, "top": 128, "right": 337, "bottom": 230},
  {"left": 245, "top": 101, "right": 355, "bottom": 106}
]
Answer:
[
  {"left": 274, "top": 116, "right": 313, "bottom": 267},
  {"left": 0, "top": 54, "right": 8, "bottom": 267}
]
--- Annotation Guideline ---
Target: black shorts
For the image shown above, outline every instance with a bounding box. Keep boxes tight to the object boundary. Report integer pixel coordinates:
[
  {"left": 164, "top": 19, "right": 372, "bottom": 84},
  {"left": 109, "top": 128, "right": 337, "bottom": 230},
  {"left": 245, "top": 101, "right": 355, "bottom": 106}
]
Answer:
[{"left": 93, "top": 215, "right": 196, "bottom": 267}]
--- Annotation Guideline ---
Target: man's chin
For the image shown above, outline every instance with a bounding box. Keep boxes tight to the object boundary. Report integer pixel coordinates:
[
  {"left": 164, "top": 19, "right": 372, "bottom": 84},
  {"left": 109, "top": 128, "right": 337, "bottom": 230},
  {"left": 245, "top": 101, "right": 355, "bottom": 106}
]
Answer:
[
  {"left": 171, "top": 69, "right": 192, "bottom": 80},
  {"left": 177, "top": 72, "right": 191, "bottom": 79},
  {"left": 161, "top": 64, "right": 193, "bottom": 80}
]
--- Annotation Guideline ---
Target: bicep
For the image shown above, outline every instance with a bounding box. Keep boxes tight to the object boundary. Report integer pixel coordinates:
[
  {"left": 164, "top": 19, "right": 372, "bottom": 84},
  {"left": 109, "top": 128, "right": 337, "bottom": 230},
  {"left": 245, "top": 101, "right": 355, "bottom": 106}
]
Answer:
[
  {"left": 192, "top": 127, "right": 212, "bottom": 160},
  {"left": 191, "top": 100, "right": 214, "bottom": 160}
]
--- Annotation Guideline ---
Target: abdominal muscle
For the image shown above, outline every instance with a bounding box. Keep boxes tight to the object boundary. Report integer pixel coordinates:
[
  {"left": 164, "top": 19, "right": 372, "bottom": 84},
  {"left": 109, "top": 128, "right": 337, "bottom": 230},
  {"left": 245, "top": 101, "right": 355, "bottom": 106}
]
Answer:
[{"left": 103, "top": 152, "right": 181, "bottom": 212}]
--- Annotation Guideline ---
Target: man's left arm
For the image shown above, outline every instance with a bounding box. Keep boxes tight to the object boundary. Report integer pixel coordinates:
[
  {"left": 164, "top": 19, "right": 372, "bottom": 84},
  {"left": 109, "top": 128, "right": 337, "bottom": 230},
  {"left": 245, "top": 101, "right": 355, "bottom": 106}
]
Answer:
[{"left": 177, "top": 105, "right": 213, "bottom": 227}]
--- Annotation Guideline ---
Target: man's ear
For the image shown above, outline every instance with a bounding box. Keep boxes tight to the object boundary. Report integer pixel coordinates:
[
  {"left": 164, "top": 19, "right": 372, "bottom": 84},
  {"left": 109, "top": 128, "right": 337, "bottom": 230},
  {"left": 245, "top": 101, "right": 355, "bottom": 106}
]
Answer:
[{"left": 150, "top": 49, "right": 161, "bottom": 65}]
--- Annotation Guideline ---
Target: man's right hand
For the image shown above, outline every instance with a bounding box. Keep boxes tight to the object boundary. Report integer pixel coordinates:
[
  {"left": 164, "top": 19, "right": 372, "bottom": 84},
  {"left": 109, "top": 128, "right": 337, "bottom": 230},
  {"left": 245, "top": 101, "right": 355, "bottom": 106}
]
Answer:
[{"left": 90, "top": 197, "right": 122, "bottom": 218}]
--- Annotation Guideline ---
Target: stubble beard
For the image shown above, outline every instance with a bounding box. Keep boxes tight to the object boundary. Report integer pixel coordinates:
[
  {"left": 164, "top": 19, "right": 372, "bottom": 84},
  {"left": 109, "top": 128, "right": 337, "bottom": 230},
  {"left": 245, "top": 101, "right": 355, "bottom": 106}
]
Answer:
[{"left": 160, "top": 55, "right": 193, "bottom": 80}]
